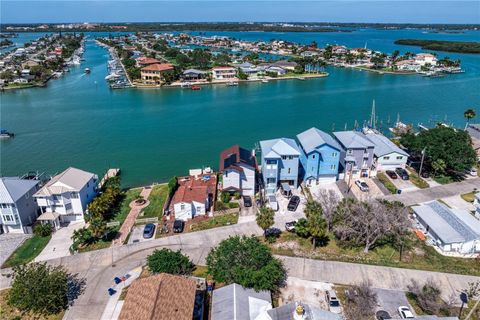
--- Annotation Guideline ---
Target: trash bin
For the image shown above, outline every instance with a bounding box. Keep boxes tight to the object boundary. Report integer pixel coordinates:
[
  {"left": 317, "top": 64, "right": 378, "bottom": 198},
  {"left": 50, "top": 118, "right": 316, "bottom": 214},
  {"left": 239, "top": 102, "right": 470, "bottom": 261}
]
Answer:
[{"left": 397, "top": 189, "right": 402, "bottom": 194}]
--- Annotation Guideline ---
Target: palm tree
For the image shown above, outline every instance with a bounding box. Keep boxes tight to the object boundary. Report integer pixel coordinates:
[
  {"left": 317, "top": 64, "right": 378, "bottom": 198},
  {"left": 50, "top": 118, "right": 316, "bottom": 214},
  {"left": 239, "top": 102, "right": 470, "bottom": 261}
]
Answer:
[
  {"left": 256, "top": 207, "right": 275, "bottom": 237},
  {"left": 89, "top": 217, "right": 107, "bottom": 239},
  {"left": 464, "top": 108, "right": 476, "bottom": 129}
]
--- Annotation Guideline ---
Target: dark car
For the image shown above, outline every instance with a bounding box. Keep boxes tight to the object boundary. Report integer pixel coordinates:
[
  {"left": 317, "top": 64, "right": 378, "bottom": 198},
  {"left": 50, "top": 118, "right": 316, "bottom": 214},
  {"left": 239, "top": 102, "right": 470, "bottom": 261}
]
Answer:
[
  {"left": 287, "top": 196, "right": 300, "bottom": 211},
  {"left": 265, "top": 227, "right": 281, "bottom": 237},
  {"left": 395, "top": 168, "right": 410, "bottom": 180},
  {"left": 243, "top": 196, "right": 252, "bottom": 207},
  {"left": 143, "top": 223, "right": 156, "bottom": 239},
  {"left": 376, "top": 310, "right": 392, "bottom": 320},
  {"left": 385, "top": 170, "right": 398, "bottom": 179},
  {"left": 173, "top": 220, "right": 184, "bottom": 233}
]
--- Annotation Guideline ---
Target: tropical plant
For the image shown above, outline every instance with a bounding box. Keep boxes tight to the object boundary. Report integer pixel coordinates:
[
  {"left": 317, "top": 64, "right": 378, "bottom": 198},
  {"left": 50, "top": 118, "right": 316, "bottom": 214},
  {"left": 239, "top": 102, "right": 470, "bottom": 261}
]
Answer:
[
  {"left": 89, "top": 217, "right": 107, "bottom": 238},
  {"left": 256, "top": 207, "right": 275, "bottom": 236},
  {"left": 294, "top": 218, "right": 310, "bottom": 238},
  {"left": 431, "top": 158, "right": 447, "bottom": 176},
  {"left": 71, "top": 227, "right": 93, "bottom": 250},
  {"left": 33, "top": 223, "right": 52, "bottom": 237},
  {"left": 464, "top": 108, "right": 476, "bottom": 127},
  {"left": 147, "top": 249, "right": 194, "bottom": 275},
  {"left": 220, "top": 192, "right": 231, "bottom": 203}
]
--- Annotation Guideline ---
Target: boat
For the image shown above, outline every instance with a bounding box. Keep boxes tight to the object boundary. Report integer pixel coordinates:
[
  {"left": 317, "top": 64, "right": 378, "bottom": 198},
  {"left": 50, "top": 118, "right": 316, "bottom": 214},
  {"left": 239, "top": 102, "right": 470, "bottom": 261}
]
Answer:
[
  {"left": 226, "top": 81, "right": 238, "bottom": 86},
  {"left": 261, "top": 79, "right": 269, "bottom": 83},
  {"left": 105, "top": 73, "right": 120, "bottom": 81},
  {"left": 84, "top": 68, "right": 91, "bottom": 74},
  {"left": 191, "top": 85, "right": 201, "bottom": 91},
  {"left": 0, "top": 129, "right": 14, "bottom": 139},
  {"left": 181, "top": 82, "right": 192, "bottom": 88}
]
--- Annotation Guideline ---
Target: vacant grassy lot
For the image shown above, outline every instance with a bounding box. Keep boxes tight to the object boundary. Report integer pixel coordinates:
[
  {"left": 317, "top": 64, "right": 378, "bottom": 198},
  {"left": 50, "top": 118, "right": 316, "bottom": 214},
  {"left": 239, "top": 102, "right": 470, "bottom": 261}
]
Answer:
[
  {"left": 0, "top": 289, "right": 65, "bottom": 320},
  {"left": 2, "top": 235, "right": 51, "bottom": 268},
  {"left": 190, "top": 213, "right": 239, "bottom": 232},
  {"left": 141, "top": 184, "right": 168, "bottom": 218},
  {"left": 268, "top": 232, "right": 480, "bottom": 276}
]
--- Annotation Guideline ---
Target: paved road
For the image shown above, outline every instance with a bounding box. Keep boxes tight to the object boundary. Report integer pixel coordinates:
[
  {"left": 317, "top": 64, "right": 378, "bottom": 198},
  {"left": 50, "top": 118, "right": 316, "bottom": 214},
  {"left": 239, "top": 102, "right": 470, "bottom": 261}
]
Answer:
[{"left": 383, "top": 177, "right": 480, "bottom": 205}]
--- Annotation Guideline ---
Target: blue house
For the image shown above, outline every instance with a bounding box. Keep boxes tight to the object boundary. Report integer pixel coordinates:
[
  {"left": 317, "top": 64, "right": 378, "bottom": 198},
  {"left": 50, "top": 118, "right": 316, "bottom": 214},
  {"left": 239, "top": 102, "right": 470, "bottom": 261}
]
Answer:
[
  {"left": 297, "top": 127, "right": 342, "bottom": 185},
  {"left": 260, "top": 138, "right": 301, "bottom": 195}
]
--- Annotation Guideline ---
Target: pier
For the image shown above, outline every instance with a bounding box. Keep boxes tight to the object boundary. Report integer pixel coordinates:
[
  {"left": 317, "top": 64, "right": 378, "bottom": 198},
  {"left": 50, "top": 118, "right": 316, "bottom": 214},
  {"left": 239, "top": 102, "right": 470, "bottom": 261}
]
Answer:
[{"left": 99, "top": 168, "right": 120, "bottom": 189}]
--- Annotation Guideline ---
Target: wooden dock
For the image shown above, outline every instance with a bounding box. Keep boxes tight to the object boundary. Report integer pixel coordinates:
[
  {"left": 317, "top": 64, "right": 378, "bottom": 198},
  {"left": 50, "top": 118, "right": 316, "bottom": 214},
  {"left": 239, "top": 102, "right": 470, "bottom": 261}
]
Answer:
[{"left": 99, "top": 168, "right": 120, "bottom": 188}]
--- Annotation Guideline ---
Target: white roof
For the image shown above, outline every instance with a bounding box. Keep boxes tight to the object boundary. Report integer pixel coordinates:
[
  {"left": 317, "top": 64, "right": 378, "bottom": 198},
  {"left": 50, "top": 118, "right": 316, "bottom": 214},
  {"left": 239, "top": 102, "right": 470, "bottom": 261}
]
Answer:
[
  {"left": 364, "top": 133, "right": 409, "bottom": 157},
  {"left": 0, "top": 177, "right": 39, "bottom": 203},
  {"left": 260, "top": 138, "right": 300, "bottom": 158},
  {"left": 35, "top": 167, "right": 96, "bottom": 196}
]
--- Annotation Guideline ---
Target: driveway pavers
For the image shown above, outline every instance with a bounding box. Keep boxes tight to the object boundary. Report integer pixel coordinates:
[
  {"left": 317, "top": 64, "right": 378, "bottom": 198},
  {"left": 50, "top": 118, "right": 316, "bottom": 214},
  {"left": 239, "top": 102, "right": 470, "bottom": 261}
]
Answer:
[{"left": 0, "top": 233, "right": 30, "bottom": 267}]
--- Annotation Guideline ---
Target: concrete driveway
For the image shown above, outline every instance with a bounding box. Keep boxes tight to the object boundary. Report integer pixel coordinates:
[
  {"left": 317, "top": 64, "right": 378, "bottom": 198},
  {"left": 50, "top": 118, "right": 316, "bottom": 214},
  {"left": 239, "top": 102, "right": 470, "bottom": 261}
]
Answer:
[
  {"left": 127, "top": 224, "right": 157, "bottom": 245},
  {"left": 279, "top": 277, "right": 332, "bottom": 310},
  {"left": 0, "top": 233, "right": 31, "bottom": 267},
  {"left": 441, "top": 195, "right": 475, "bottom": 211},
  {"left": 35, "top": 221, "right": 85, "bottom": 262},
  {"left": 349, "top": 178, "right": 384, "bottom": 201},
  {"left": 273, "top": 187, "right": 307, "bottom": 230},
  {"left": 374, "top": 288, "right": 413, "bottom": 317},
  {"left": 388, "top": 174, "right": 419, "bottom": 193}
]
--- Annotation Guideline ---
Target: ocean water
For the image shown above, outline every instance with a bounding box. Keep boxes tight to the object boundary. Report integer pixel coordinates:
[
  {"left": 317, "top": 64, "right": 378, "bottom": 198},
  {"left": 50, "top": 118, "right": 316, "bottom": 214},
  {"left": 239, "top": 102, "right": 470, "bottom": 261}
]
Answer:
[{"left": 1, "top": 29, "right": 480, "bottom": 187}]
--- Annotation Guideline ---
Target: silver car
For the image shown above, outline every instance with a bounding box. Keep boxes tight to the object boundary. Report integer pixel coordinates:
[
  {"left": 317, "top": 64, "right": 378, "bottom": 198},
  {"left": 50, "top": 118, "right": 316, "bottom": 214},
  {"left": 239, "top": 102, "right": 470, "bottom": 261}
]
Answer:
[{"left": 325, "top": 290, "right": 342, "bottom": 314}]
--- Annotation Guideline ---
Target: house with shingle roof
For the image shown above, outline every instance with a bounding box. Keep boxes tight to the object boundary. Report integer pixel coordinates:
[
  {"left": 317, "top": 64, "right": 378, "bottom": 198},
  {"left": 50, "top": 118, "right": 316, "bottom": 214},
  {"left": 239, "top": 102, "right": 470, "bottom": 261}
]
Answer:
[
  {"left": 219, "top": 145, "right": 257, "bottom": 196},
  {"left": 172, "top": 174, "right": 216, "bottom": 221},
  {"left": 34, "top": 167, "right": 98, "bottom": 227},
  {"left": 363, "top": 132, "right": 409, "bottom": 172},
  {"left": 0, "top": 177, "right": 40, "bottom": 234},
  {"left": 119, "top": 273, "right": 198, "bottom": 320},
  {"left": 297, "top": 127, "right": 342, "bottom": 185},
  {"left": 260, "top": 138, "right": 301, "bottom": 194}
]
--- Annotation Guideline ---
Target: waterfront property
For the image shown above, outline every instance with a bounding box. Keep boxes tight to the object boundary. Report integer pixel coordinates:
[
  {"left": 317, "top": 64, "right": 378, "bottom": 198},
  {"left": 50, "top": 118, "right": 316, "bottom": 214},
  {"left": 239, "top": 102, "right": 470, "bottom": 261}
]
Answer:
[
  {"left": 466, "top": 123, "right": 480, "bottom": 160},
  {"left": 412, "top": 201, "right": 480, "bottom": 255},
  {"left": 119, "top": 273, "right": 197, "bottom": 320},
  {"left": 414, "top": 53, "right": 438, "bottom": 66},
  {"left": 171, "top": 174, "right": 216, "bottom": 221},
  {"left": 211, "top": 66, "right": 237, "bottom": 80},
  {"left": 33, "top": 167, "right": 98, "bottom": 228},
  {"left": 296, "top": 127, "right": 342, "bottom": 185},
  {"left": 182, "top": 68, "right": 208, "bottom": 81},
  {"left": 140, "top": 63, "right": 174, "bottom": 85},
  {"left": 333, "top": 131, "right": 375, "bottom": 179},
  {"left": 363, "top": 132, "right": 409, "bottom": 172},
  {"left": 260, "top": 138, "right": 301, "bottom": 194},
  {"left": 219, "top": 145, "right": 256, "bottom": 196},
  {"left": 0, "top": 177, "right": 40, "bottom": 234}
]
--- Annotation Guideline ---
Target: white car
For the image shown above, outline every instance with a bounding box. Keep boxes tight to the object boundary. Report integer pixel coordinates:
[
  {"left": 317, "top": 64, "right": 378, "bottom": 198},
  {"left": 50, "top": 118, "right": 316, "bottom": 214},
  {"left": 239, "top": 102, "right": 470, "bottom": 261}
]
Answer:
[
  {"left": 355, "top": 180, "right": 369, "bottom": 192},
  {"left": 325, "top": 290, "right": 342, "bottom": 314},
  {"left": 267, "top": 195, "right": 279, "bottom": 211},
  {"left": 469, "top": 167, "right": 478, "bottom": 176},
  {"left": 398, "top": 306, "right": 414, "bottom": 319}
]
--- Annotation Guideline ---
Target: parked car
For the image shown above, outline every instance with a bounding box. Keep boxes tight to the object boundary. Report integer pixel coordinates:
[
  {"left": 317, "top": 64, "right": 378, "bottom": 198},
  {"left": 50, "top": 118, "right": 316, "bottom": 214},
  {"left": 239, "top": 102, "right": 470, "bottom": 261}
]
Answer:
[
  {"left": 469, "top": 167, "right": 478, "bottom": 176},
  {"left": 385, "top": 170, "right": 398, "bottom": 179},
  {"left": 355, "top": 180, "right": 369, "bottom": 192},
  {"left": 267, "top": 195, "right": 279, "bottom": 211},
  {"left": 398, "top": 306, "right": 414, "bottom": 319},
  {"left": 325, "top": 290, "right": 342, "bottom": 314},
  {"left": 243, "top": 196, "right": 253, "bottom": 207},
  {"left": 143, "top": 223, "right": 155, "bottom": 239},
  {"left": 395, "top": 168, "right": 410, "bottom": 180},
  {"left": 265, "top": 227, "right": 281, "bottom": 237},
  {"left": 173, "top": 220, "right": 184, "bottom": 233},
  {"left": 285, "top": 220, "right": 297, "bottom": 232},
  {"left": 376, "top": 310, "right": 392, "bottom": 320},
  {"left": 287, "top": 196, "right": 300, "bottom": 211}
]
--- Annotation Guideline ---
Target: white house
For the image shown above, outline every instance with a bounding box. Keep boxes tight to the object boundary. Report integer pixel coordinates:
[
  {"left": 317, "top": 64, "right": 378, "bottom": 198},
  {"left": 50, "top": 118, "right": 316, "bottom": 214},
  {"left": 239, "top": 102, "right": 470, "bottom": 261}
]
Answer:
[
  {"left": 0, "top": 177, "right": 40, "bottom": 234},
  {"left": 414, "top": 53, "right": 438, "bottom": 66},
  {"left": 211, "top": 66, "right": 237, "bottom": 80},
  {"left": 363, "top": 132, "right": 409, "bottom": 172},
  {"left": 412, "top": 201, "right": 480, "bottom": 255},
  {"left": 172, "top": 174, "right": 216, "bottom": 221},
  {"left": 219, "top": 145, "right": 256, "bottom": 196},
  {"left": 34, "top": 167, "right": 98, "bottom": 228}
]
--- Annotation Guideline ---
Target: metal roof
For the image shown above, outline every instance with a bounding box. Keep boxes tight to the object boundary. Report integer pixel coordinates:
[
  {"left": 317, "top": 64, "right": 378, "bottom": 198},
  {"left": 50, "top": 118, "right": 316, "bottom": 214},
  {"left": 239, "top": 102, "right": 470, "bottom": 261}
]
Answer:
[
  {"left": 260, "top": 138, "right": 301, "bottom": 158},
  {"left": 297, "top": 127, "right": 343, "bottom": 154},
  {"left": 413, "top": 201, "right": 480, "bottom": 244},
  {"left": 333, "top": 131, "right": 375, "bottom": 149},
  {"left": 0, "top": 177, "right": 39, "bottom": 203},
  {"left": 211, "top": 283, "right": 272, "bottom": 320},
  {"left": 364, "top": 133, "right": 409, "bottom": 157},
  {"left": 35, "top": 167, "right": 96, "bottom": 196}
]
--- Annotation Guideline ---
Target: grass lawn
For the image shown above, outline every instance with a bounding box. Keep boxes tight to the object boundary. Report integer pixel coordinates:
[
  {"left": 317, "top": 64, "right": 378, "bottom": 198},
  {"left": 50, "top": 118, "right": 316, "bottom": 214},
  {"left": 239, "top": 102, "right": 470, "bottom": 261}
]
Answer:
[
  {"left": 190, "top": 213, "right": 239, "bottom": 232},
  {"left": 268, "top": 232, "right": 480, "bottom": 277},
  {"left": 461, "top": 191, "right": 477, "bottom": 203},
  {"left": 0, "top": 289, "right": 65, "bottom": 320},
  {"left": 377, "top": 172, "right": 397, "bottom": 194},
  {"left": 2, "top": 235, "right": 51, "bottom": 268},
  {"left": 78, "top": 239, "right": 112, "bottom": 253},
  {"left": 192, "top": 265, "right": 209, "bottom": 278},
  {"left": 109, "top": 188, "right": 142, "bottom": 224},
  {"left": 434, "top": 175, "right": 454, "bottom": 185},
  {"left": 141, "top": 184, "right": 168, "bottom": 218},
  {"left": 408, "top": 171, "right": 429, "bottom": 189}
]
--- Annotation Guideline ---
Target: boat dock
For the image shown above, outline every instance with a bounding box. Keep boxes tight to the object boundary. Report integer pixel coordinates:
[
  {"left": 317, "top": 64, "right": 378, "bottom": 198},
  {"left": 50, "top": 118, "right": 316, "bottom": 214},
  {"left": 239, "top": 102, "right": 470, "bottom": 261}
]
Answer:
[{"left": 99, "top": 168, "right": 120, "bottom": 188}]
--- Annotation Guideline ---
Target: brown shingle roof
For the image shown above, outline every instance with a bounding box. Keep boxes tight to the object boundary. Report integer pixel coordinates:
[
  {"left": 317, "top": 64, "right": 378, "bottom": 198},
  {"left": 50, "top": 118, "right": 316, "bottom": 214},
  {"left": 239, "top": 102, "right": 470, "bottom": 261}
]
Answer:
[
  {"left": 172, "top": 174, "right": 216, "bottom": 205},
  {"left": 138, "top": 57, "right": 161, "bottom": 65},
  {"left": 141, "top": 63, "right": 174, "bottom": 72},
  {"left": 119, "top": 273, "right": 196, "bottom": 320}
]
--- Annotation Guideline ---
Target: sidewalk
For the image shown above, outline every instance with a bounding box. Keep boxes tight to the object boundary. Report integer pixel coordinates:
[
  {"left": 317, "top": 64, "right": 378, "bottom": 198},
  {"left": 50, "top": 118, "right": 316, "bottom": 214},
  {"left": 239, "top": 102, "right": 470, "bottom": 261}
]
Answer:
[
  {"left": 35, "top": 221, "right": 85, "bottom": 262},
  {"left": 111, "top": 186, "right": 153, "bottom": 246}
]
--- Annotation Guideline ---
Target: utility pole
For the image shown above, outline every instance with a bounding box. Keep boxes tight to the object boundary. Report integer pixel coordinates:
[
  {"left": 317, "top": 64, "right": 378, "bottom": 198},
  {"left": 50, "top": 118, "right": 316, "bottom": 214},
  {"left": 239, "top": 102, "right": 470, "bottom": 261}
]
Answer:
[{"left": 419, "top": 147, "right": 426, "bottom": 177}]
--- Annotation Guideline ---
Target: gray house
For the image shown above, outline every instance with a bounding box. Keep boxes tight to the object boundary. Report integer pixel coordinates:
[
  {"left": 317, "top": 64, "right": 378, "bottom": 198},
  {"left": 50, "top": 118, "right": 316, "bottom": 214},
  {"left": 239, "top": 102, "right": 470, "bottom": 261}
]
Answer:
[
  {"left": 333, "top": 131, "right": 375, "bottom": 179},
  {"left": 260, "top": 138, "right": 301, "bottom": 194},
  {"left": 0, "top": 177, "right": 40, "bottom": 234}
]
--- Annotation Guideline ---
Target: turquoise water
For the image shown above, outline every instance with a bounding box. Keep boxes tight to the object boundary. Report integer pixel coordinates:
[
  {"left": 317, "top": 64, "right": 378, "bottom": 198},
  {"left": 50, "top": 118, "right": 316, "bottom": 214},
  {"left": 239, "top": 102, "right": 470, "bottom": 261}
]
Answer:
[{"left": 1, "top": 30, "right": 480, "bottom": 187}]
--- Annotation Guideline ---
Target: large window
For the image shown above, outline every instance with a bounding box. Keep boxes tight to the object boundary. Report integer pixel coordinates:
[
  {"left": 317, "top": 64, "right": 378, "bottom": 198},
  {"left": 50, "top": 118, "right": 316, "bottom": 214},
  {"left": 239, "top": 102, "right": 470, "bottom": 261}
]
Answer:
[
  {"left": 71, "top": 192, "right": 79, "bottom": 199},
  {"left": 266, "top": 160, "right": 276, "bottom": 165}
]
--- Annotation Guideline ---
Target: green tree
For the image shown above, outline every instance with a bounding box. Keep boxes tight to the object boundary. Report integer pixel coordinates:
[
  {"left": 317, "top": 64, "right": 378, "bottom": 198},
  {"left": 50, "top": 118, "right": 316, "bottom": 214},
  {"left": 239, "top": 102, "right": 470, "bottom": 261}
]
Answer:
[
  {"left": 71, "top": 227, "right": 93, "bottom": 250},
  {"left": 237, "top": 68, "right": 249, "bottom": 80},
  {"left": 33, "top": 224, "right": 52, "bottom": 237},
  {"left": 89, "top": 217, "right": 107, "bottom": 238},
  {"left": 220, "top": 192, "right": 231, "bottom": 203},
  {"left": 304, "top": 201, "right": 323, "bottom": 219},
  {"left": 464, "top": 108, "right": 476, "bottom": 127},
  {"left": 206, "top": 236, "right": 285, "bottom": 291},
  {"left": 307, "top": 212, "right": 327, "bottom": 249},
  {"left": 256, "top": 207, "right": 275, "bottom": 236},
  {"left": 294, "top": 218, "right": 310, "bottom": 238},
  {"left": 189, "top": 49, "right": 212, "bottom": 69},
  {"left": 147, "top": 249, "right": 194, "bottom": 275},
  {"left": 431, "top": 158, "right": 447, "bottom": 176},
  {"left": 8, "top": 263, "right": 69, "bottom": 316}
]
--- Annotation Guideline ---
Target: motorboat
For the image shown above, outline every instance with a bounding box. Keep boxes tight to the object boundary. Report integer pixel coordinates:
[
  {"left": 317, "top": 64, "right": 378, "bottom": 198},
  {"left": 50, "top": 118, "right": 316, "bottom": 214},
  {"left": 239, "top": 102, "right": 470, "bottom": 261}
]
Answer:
[
  {"left": 226, "top": 81, "right": 238, "bottom": 86},
  {"left": 191, "top": 85, "right": 201, "bottom": 90},
  {"left": 0, "top": 129, "right": 14, "bottom": 139},
  {"left": 84, "top": 68, "right": 91, "bottom": 74}
]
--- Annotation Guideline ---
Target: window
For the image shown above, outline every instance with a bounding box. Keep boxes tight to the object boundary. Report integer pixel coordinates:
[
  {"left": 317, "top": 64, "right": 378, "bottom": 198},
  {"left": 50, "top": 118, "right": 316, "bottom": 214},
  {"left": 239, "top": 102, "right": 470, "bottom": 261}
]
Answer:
[
  {"left": 4, "top": 215, "right": 12, "bottom": 221},
  {"left": 396, "top": 156, "right": 403, "bottom": 160},
  {"left": 267, "top": 178, "right": 276, "bottom": 184},
  {"left": 331, "top": 164, "right": 336, "bottom": 170},
  {"left": 1, "top": 204, "right": 6, "bottom": 208},
  {"left": 281, "top": 156, "right": 287, "bottom": 160},
  {"left": 312, "top": 154, "right": 315, "bottom": 159},
  {"left": 288, "top": 168, "right": 291, "bottom": 174},
  {"left": 65, "top": 203, "right": 72, "bottom": 211},
  {"left": 180, "top": 204, "right": 185, "bottom": 210},
  {"left": 53, "top": 194, "right": 62, "bottom": 201},
  {"left": 288, "top": 156, "right": 294, "bottom": 160},
  {"left": 266, "top": 160, "right": 276, "bottom": 165},
  {"left": 332, "top": 152, "right": 338, "bottom": 157},
  {"left": 347, "top": 149, "right": 353, "bottom": 155},
  {"left": 71, "top": 192, "right": 79, "bottom": 199},
  {"left": 196, "top": 207, "right": 201, "bottom": 212},
  {"left": 383, "top": 156, "right": 390, "bottom": 160}
]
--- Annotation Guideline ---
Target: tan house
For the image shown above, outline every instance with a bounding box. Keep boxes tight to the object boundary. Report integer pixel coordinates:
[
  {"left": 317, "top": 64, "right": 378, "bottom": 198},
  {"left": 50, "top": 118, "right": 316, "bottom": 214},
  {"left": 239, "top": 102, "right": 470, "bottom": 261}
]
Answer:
[{"left": 140, "top": 63, "right": 174, "bottom": 85}]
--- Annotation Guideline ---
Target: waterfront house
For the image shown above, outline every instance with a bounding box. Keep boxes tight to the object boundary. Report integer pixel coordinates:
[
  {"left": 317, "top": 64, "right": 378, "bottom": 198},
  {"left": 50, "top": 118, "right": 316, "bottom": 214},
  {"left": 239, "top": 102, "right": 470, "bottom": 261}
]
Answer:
[
  {"left": 271, "top": 60, "right": 298, "bottom": 71},
  {"left": 296, "top": 127, "right": 342, "bottom": 185},
  {"left": 172, "top": 174, "right": 216, "bottom": 221},
  {"left": 333, "top": 131, "right": 375, "bottom": 179},
  {"left": 0, "top": 177, "right": 40, "bottom": 234},
  {"left": 119, "top": 273, "right": 197, "bottom": 320},
  {"left": 414, "top": 53, "right": 438, "bottom": 66},
  {"left": 412, "top": 201, "right": 480, "bottom": 255},
  {"left": 363, "top": 132, "right": 409, "bottom": 172},
  {"left": 219, "top": 145, "right": 256, "bottom": 196},
  {"left": 395, "top": 59, "right": 418, "bottom": 72},
  {"left": 182, "top": 69, "right": 208, "bottom": 81},
  {"left": 238, "top": 62, "right": 266, "bottom": 78},
  {"left": 211, "top": 66, "right": 237, "bottom": 80},
  {"left": 265, "top": 65, "right": 287, "bottom": 76},
  {"left": 140, "top": 63, "right": 174, "bottom": 85},
  {"left": 260, "top": 138, "right": 301, "bottom": 194},
  {"left": 34, "top": 167, "right": 98, "bottom": 227},
  {"left": 137, "top": 57, "right": 161, "bottom": 66}
]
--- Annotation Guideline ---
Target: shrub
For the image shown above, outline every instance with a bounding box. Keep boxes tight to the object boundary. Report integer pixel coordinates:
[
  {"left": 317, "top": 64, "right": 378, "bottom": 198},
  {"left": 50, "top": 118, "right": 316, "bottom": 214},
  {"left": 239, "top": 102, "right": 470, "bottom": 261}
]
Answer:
[
  {"left": 220, "top": 192, "right": 231, "bottom": 204},
  {"left": 233, "top": 192, "right": 241, "bottom": 200},
  {"left": 33, "top": 224, "right": 52, "bottom": 237}
]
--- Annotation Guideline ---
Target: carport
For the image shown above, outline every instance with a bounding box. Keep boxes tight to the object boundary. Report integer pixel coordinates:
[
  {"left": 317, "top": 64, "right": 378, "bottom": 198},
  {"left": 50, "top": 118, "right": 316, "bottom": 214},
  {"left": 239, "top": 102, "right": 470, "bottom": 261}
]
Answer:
[{"left": 281, "top": 182, "right": 292, "bottom": 198}]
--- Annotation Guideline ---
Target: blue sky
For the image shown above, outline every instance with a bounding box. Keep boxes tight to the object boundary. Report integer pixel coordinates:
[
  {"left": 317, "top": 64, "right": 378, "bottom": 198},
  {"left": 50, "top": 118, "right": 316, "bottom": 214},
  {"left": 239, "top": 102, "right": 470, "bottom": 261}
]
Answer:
[{"left": 1, "top": 1, "right": 479, "bottom": 24}]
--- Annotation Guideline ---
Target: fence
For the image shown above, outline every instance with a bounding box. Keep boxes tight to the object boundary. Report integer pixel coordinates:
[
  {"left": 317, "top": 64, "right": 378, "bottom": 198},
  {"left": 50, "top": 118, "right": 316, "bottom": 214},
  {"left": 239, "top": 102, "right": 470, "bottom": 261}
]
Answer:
[
  {"left": 212, "top": 208, "right": 240, "bottom": 217},
  {"left": 106, "top": 221, "right": 120, "bottom": 228},
  {"left": 135, "top": 217, "right": 159, "bottom": 225}
]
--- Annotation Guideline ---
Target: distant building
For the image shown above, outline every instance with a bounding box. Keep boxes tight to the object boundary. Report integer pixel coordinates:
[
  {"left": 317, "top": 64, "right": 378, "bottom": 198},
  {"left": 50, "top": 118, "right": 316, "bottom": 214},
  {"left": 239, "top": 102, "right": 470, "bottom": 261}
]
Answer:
[
  {"left": 212, "top": 66, "right": 237, "bottom": 80},
  {"left": 412, "top": 201, "right": 480, "bottom": 255},
  {"left": 219, "top": 145, "right": 256, "bottom": 196},
  {"left": 140, "top": 63, "right": 174, "bottom": 85},
  {"left": 363, "top": 132, "right": 409, "bottom": 171},
  {"left": 34, "top": 167, "right": 98, "bottom": 228},
  {"left": 172, "top": 174, "right": 216, "bottom": 221},
  {"left": 137, "top": 57, "right": 161, "bottom": 66},
  {"left": 0, "top": 177, "right": 40, "bottom": 234},
  {"left": 119, "top": 273, "right": 197, "bottom": 320},
  {"left": 182, "top": 69, "right": 208, "bottom": 81},
  {"left": 260, "top": 138, "right": 301, "bottom": 194},
  {"left": 296, "top": 127, "right": 342, "bottom": 185},
  {"left": 333, "top": 131, "right": 375, "bottom": 179},
  {"left": 414, "top": 53, "right": 438, "bottom": 66}
]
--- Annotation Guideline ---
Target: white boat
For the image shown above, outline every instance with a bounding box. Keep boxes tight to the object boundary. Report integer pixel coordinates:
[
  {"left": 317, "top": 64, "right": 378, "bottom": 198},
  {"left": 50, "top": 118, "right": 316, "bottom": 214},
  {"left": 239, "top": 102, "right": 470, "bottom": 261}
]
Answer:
[
  {"left": 72, "top": 57, "right": 81, "bottom": 65},
  {"left": 84, "top": 68, "right": 91, "bottom": 74},
  {"left": 226, "top": 81, "right": 238, "bottom": 86},
  {"left": 261, "top": 79, "right": 269, "bottom": 83},
  {"left": 105, "top": 73, "right": 120, "bottom": 81},
  {"left": 181, "top": 82, "right": 192, "bottom": 88}
]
